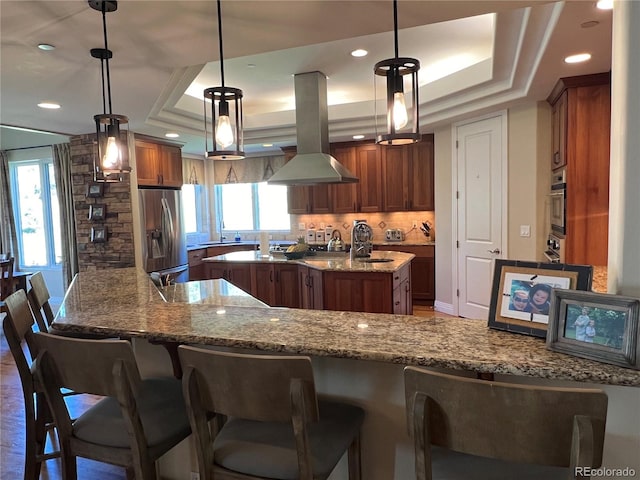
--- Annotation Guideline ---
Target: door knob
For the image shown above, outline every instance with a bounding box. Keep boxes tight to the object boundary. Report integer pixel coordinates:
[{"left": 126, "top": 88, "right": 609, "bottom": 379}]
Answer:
[{"left": 487, "top": 248, "right": 501, "bottom": 254}]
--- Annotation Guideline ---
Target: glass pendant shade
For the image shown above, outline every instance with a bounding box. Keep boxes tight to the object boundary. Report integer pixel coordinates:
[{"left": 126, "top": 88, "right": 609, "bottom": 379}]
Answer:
[
  {"left": 94, "top": 113, "right": 130, "bottom": 181},
  {"left": 374, "top": 0, "right": 421, "bottom": 146},
  {"left": 205, "top": 87, "right": 244, "bottom": 159}
]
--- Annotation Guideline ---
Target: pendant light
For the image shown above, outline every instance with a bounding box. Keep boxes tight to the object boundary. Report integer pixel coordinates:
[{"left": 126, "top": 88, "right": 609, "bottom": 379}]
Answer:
[
  {"left": 204, "top": 0, "right": 245, "bottom": 160},
  {"left": 374, "top": 0, "right": 421, "bottom": 146},
  {"left": 89, "top": 0, "right": 131, "bottom": 182}
]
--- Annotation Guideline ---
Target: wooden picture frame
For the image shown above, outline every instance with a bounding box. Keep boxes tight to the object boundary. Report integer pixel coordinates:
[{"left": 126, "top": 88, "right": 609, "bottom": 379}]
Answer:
[
  {"left": 547, "top": 289, "right": 640, "bottom": 369},
  {"left": 87, "top": 182, "right": 104, "bottom": 198},
  {"left": 88, "top": 204, "right": 106, "bottom": 221},
  {"left": 487, "top": 260, "right": 593, "bottom": 339},
  {"left": 90, "top": 226, "right": 107, "bottom": 243}
]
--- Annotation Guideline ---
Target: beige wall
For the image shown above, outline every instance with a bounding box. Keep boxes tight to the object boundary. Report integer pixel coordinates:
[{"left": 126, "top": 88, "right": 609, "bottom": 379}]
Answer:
[{"left": 433, "top": 101, "right": 552, "bottom": 310}]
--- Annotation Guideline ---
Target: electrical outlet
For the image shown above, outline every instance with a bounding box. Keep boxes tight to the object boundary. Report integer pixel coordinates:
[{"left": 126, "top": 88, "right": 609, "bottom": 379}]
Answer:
[
  {"left": 298, "top": 222, "right": 305, "bottom": 231},
  {"left": 520, "top": 225, "right": 531, "bottom": 237},
  {"left": 412, "top": 220, "right": 418, "bottom": 229},
  {"left": 320, "top": 222, "right": 326, "bottom": 230}
]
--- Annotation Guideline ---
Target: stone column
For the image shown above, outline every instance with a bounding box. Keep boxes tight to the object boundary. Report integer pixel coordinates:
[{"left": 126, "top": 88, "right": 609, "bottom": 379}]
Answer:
[{"left": 607, "top": 0, "right": 640, "bottom": 296}]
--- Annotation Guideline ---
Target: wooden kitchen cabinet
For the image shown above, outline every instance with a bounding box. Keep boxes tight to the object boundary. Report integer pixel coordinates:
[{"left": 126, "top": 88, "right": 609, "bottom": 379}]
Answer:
[
  {"left": 251, "top": 263, "right": 300, "bottom": 308},
  {"left": 204, "top": 262, "right": 252, "bottom": 294},
  {"left": 298, "top": 266, "right": 323, "bottom": 310},
  {"left": 357, "top": 144, "right": 382, "bottom": 213},
  {"left": 134, "top": 136, "right": 183, "bottom": 188},
  {"left": 547, "top": 72, "right": 610, "bottom": 266},
  {"left": 330, "top": 145, "right": 358, "bottom": 213},
  {"left": 188, "top": 248, "right": 207, "bottom": 281},
  {"left": 381, "top": 135, "right": 434, "bottom": 212},
  {"left": 322, "top": 263, "right": 411, "bottom": 314},
  {"left": 377, "top": 244, "right": 435, "bottom": 303}
]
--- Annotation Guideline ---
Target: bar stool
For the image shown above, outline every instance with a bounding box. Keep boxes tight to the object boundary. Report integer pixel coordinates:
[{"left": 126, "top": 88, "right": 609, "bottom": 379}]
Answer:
[
  {"left": 404, "top": 367, "right": 608, "bottom": 480},
  {"left": 33, "top": 331, "right": 192, "bottom": 480},
  {"left": 2, "top": 289, "right": 59, "bottom": 480},
  {"left": 178, "top": 346, "right": 365, "bottom": 480}
]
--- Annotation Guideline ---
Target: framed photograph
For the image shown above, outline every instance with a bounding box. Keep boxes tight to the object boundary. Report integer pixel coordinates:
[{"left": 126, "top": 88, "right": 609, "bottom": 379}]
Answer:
[
  {"left": 488, "top": 260, "right": 593, "bottom": 338},
  {"left": 547, "top": 289, "right": 640, "bottom": 369},
  {"left": 88, "top": 204, "right": 106, "bottom": 221},
  {"left": 90, "top": 226, "right": 107, "bottom": 243},
  {"left": 87, "top": 182, "right": 104, "bottom": 198}
]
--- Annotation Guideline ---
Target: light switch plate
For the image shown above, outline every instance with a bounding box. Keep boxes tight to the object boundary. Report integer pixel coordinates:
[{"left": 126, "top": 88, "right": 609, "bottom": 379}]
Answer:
[
  {"left": 298, "top": 223, "right": 305, "bottom": 230},
  {"left": 520, "top": 225, "right": 531, "bottom": 237}
]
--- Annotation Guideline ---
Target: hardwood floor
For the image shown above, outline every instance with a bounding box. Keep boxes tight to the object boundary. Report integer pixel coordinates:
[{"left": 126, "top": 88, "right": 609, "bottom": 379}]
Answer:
[{"left": 1, "top": 304, "right": 454, "bottom": 480}]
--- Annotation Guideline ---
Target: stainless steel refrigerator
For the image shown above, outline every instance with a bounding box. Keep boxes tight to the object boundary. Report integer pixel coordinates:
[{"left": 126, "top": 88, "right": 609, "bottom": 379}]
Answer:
[{"left": 139, "top": 189, "right": 188, "bottom": 283}]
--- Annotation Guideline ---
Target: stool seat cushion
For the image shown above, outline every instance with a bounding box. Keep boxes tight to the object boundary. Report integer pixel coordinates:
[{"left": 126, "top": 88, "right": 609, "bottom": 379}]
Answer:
[
  {"left": 213, "top": 399, "right": 364, "bottom": 479},
  {"left": 73, "top": 377, "right": 190, "bottom": 454}
]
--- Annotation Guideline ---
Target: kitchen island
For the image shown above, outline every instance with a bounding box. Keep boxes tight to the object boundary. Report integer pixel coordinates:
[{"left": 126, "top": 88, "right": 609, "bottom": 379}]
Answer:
[
  {"left": 202, "top": 250, "right": 415, "bottom": 314},
  {"left": 51, "top": 267, "right": 640, "bottom": 480}
]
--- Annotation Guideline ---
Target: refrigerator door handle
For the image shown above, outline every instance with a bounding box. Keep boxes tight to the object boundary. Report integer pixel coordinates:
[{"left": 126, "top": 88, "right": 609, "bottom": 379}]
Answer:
[{"left": 161, "top": 197, "right": 174, "bottom": 257}]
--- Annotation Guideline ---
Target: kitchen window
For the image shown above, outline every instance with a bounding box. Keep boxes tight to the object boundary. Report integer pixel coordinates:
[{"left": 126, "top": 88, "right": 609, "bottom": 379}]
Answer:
[
  {"left": 9, "top": 156, "right": 63, "bottom": 269},
  {"left": 215, "top": 182, "right": 290, "bottom": 233}
]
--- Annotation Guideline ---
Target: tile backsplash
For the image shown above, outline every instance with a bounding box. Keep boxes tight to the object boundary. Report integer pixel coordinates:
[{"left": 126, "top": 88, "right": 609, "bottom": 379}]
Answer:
[{"left": 289, "top": 211, "right": 435, "bottom": 244}]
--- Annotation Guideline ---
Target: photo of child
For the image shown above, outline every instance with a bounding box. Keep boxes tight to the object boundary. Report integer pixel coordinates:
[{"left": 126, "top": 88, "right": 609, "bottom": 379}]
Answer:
[{"left": 564, "top": 304, "right": 627, "bottom": 349}]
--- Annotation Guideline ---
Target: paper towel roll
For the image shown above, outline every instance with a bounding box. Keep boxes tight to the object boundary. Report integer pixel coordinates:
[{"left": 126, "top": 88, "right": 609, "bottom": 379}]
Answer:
[{"left": 259, "top": 232, "right": 270, "bottom": 255}]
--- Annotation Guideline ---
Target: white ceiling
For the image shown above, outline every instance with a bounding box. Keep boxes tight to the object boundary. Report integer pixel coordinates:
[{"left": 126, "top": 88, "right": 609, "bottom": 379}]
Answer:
[{"left": 0, "top": 0, "right": 612, "bottom": 157}]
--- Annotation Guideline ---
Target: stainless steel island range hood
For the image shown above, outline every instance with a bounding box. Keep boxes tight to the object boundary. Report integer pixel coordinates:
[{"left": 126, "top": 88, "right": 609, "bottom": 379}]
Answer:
[{"left": 268, "top": 71, "right": 358, "bottom": 185}]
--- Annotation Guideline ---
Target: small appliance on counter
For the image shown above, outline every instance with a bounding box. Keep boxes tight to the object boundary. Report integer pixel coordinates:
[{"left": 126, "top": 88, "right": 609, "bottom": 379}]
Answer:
[
  {"left": 351, "top": 220, "right": 373, "bottom": 258},
  {"left": 385, "top": 229, "right": 404, "bottom": 242},
  {"left": 327, "top": 229, "right": 345, "bottom": 252}
]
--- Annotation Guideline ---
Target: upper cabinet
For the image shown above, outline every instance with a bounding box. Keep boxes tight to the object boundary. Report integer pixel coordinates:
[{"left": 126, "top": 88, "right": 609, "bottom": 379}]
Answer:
[
  {"left": 135, "top": 136, "right": 183, "bottom": 188},
  {"left": 380, "top": 135, "right": 434, "bottom": 212},
  {"left": 286, "top": 137, "right": 434, "bottom": 214},
  {"left": 547, "top": 72, "right": 611, "bottom": 266}
]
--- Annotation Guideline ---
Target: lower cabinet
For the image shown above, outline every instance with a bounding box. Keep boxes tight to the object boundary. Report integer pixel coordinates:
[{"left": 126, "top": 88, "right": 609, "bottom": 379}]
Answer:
[
  {"left": 188, "top": 248, "right": 207, "bottom": 281},
  {"left": 204, "top": 262, "right": 252, "bottom": 294},
  {"left": 376, "top": 245, "right": 435, "bottom": 304},
  {"left": 252, "top": 263, "right": 300, "bottom": 308},
  {"left": 322, "top": 263, "right": 411, "bottom": 315},
  {"left": 204, "top": 260, "right": 412, "bottom": 314},
  {"left": 298, "top": 266, "right": 324, "bottom": 310}
]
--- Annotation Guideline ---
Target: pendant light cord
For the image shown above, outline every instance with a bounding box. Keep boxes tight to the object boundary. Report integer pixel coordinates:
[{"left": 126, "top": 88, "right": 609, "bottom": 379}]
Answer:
[
  {"left": 217, "top": 0, "right": 225, "bottom": 87},
  {"left": 101, "top": 2, "right": 113, "bottom": 115},
  {"left": 393, "top": 0, "right": 399, "bottom": 59}
]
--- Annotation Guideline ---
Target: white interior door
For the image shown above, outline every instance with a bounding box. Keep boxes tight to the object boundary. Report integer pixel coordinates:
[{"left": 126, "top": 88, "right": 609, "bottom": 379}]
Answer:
[{"left": 455, "top": 114, "right": 505, "bottom": 319}]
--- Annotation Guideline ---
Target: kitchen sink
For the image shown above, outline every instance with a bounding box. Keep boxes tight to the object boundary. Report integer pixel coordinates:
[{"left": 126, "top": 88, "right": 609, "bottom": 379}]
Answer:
[{"left": 356, "top": 258, "right": 394, "bottom": 263}]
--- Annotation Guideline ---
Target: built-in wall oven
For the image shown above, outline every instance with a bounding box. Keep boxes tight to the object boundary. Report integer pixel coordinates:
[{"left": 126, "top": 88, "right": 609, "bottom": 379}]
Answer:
[
  {"left": 544, "top": 233, "right": 565, "bottom": 263},
  {"left": 550, "top": 169, "right": 566, "bottom": 235}
]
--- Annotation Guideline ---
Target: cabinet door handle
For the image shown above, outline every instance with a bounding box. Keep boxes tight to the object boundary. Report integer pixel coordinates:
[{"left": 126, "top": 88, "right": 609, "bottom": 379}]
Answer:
[
  {"left": 394, "top": 275, "right": 400, "bottom": 280},
  {"left": 270, "top": 270, "right": 273, "bottom": 283},
  {"left": 395, "top": 301, "right": 400, "bottom": 306}
]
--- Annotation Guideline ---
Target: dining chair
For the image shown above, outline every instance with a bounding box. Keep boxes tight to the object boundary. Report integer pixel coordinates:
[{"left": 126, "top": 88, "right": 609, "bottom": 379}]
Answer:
[
  {"left": 178, "top": 346, "right": 365, "bottom": 480},
  {"left": 32, "top": 331, "right": 192, "bottom": 480},
  {"left": 2, "top": 289, "right": 60, "bottom": 480},
  {"left": 1, "top": 256, "right": 15, "bottom": 312},
  {"left": 28, "top": 272, "right": 56, "bottom": 332},
  {"left": 404, "top": 366, "right": 608, "bottom": 480}
]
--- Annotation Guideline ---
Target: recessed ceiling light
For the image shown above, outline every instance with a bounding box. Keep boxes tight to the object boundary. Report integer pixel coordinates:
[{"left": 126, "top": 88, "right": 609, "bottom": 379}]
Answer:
[
  {"left": 165, "top": 132, "right": 180, "bottom": 138},
  {"left": 247, "top": 63, "right": 256, "bottom": 68},
  {"left": 37, "top": 102, "right": 60, "bottom": 109},
  {"left": 564, "top": 53, "right": 592, "bottom": 64},
  {"left": 351, "top": 49, "right": 368, "bottom": 58},
  {"left": 262, "top": 143, "right": 273, "bottom": 147},
  {"left": 596, "top": 0, "right": 613, "bottom": 10},
  {"left": 353, "top": 134, "right": 365, "bottom": 140},
  {"left": 37, "top": 43, "right": 56, "bottom": 51}
]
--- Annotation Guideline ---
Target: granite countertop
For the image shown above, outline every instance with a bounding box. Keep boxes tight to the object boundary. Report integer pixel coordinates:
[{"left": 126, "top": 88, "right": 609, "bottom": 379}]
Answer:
[
  {"left": 51, "top": 267, "right": 640, "bottom": 386},
  {"left": 202, "top": 250, "right": 414, "bottom": 273},
  {"left": 158, "top": 279, "right": 267, "bottom": 307}
]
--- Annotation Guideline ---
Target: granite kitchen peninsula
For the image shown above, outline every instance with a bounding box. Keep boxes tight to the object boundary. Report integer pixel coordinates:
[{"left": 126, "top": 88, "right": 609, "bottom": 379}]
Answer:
[
  {"left": 202, "top": 250, "right": 415, "bottom": 314},
  {"left": 50, "top": 267, "right": 640, "bottom": 480}
]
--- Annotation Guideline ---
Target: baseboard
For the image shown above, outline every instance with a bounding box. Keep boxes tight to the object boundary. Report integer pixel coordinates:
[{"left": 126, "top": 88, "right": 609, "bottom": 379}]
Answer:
[{"left": 434, "top": 300, "right": 454, "bottom": 316}]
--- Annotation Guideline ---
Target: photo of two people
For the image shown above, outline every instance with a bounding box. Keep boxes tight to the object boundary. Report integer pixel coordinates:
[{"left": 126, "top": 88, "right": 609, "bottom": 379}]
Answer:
[{"left": 500, "top": 273, "right": 571, "bottom": 324}]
